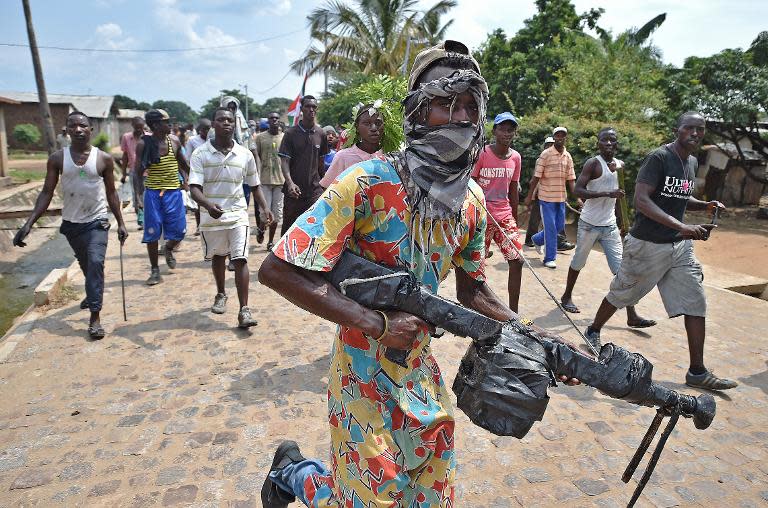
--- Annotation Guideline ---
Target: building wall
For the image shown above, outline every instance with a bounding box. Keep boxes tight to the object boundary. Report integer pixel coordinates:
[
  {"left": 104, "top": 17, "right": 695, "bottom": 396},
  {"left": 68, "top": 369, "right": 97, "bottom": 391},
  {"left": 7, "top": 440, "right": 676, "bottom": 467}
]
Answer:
[
  {"left": 4, "top": 103, "right": 71, "bottom": 150},
  {"left": 4, "top": 103, "right": 122, "bottom": 151}
]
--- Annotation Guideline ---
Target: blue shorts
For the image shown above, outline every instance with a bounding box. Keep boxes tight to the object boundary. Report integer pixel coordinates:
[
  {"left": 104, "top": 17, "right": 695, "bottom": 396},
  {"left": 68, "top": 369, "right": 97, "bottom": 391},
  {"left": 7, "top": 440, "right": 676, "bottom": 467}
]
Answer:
[{"left": 142, "top": 189, "right": 186, "bottom": 243}]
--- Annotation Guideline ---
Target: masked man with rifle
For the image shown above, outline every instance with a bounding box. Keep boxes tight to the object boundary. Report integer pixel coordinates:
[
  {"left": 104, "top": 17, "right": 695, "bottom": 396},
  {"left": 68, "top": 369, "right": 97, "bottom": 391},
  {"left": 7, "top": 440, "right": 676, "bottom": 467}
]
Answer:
[{"left": 258, "top": 41, "right": 579, "bottom": 507}]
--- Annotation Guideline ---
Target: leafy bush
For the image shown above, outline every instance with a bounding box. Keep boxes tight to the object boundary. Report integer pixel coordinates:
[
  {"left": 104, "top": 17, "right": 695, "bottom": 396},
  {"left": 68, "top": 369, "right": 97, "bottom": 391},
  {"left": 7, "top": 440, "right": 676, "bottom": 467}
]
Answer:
[
  {"left": 92, "top": 132, "right": 109, "bottom": 151},
  {"left": 505, "top": 110, "right": 664, "bottom": 203},
  {"left": 12, "top": 123, "right": 41, "bottom": 146}
]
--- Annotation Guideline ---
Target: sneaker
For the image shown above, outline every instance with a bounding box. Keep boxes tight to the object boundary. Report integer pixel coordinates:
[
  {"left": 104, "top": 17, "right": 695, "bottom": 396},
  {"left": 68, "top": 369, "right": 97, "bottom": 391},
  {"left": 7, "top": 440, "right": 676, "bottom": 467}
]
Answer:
[
  {"left": 79, "top": 297, "right": 88, "bottom": 310},
  {"left": 535, "top": 243, "right": 543, "bottom": 256},
  {"left": 146, "top": 268, "right": 162, "bottom": 286},
  {"left": 165, "top": 248, "right": 177, "bottom": 269},
  {"left": 685, "top": 369, "right": 738, "bottom": 391},
  {"left": 211, "top": 293, "right": 228, "bottom": 314},
  {"left": 584, "top": 326, "right": 601, "bottom": 352},
  {"left": 524, "top": 239, "right": 535, "bottom": 248},
  {"left": 238, "top": 307, "right": 258, "bottom": 328},
  {"left": 261, "top": 441, "right": 305, "bottom": 508},
  {"left": 557, "top": 241, "right": 576, "bottom": 251},
  {"left": 266, "top": 241, "right": 274, "bottom": 251},
  {"left": 543, "top": 260, "right": 557, "bottom": 269},
  {"left": 256, "top": 228, "right": 265, "bottom": 244}
]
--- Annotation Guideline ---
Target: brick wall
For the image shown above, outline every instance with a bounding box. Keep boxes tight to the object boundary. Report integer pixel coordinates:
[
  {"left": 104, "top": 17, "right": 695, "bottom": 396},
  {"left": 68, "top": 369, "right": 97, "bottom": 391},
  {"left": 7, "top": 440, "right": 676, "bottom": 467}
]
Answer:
[{"left": 4, "top": 103, "right": 71, "bottom": 151}]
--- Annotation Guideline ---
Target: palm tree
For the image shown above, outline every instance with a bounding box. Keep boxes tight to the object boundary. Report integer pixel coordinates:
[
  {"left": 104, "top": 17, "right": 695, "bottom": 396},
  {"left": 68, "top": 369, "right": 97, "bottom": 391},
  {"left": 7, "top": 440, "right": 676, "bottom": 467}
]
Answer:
[{"left": 290, "top": 0, "right": 456, "bottom": 78}]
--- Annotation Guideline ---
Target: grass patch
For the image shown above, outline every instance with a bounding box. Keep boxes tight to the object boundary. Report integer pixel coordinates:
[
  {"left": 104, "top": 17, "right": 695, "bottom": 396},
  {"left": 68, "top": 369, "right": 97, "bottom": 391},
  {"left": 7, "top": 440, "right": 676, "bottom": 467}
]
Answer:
[
  {"left": 9, "top": 149, "right": 48, "bottom": 160},
  {"left": 45, "top": 282, "right": 80, "bottom": 310},
  {"left": 9, "top": 169, "right": 46, "bottom": 182}
]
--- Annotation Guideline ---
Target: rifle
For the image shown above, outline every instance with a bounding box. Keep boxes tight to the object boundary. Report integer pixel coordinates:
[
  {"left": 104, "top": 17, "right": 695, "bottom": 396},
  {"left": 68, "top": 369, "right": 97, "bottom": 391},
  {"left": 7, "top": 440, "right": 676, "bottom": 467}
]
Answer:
[{"left": 323, "top": 250, "right": 715, "bottom": 507}]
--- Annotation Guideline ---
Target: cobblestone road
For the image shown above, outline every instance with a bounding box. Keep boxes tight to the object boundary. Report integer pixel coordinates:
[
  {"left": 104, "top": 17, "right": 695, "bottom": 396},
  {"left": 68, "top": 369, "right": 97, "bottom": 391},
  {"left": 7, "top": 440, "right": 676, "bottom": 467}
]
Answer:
[{"left": 1, "top": 211, "right": 766, "bottom": 507}]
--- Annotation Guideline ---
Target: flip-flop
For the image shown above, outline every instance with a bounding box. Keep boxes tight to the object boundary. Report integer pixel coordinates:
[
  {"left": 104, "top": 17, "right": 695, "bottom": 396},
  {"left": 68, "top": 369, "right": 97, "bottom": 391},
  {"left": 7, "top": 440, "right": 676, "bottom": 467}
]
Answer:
[
  {"left": 88, "top": 324, "right": 106, "bottom": 340},
  {"left": 561, "top": 301, "right": 580, "bottom": 313},
  {"left": 628, "top": 319, "right": 657, "bottom": 329}
]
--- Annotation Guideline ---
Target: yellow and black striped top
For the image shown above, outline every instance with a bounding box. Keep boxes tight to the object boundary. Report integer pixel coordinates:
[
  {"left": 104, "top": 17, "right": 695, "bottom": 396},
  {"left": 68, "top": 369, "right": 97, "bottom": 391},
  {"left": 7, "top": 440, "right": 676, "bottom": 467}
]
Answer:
[{"left": 145, "top": 137, "right": 181, "bottom": 190}]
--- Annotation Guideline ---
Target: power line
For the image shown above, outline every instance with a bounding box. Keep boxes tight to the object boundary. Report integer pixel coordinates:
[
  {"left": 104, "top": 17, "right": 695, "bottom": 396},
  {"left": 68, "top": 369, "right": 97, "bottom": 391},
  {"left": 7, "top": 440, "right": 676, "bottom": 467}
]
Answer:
[{"left": 0, "top": 28, "right": 305, "bottom": 53}]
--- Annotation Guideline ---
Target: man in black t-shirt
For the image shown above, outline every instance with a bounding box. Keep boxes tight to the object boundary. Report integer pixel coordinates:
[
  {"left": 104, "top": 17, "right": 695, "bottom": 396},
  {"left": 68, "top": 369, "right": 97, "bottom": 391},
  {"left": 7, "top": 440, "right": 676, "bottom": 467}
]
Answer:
[
  {"left": 583, "top": 112, "right": 737, "bottom": 391},
  {"left": 277, "top": 95, "right": 329, "bottom": 235}
]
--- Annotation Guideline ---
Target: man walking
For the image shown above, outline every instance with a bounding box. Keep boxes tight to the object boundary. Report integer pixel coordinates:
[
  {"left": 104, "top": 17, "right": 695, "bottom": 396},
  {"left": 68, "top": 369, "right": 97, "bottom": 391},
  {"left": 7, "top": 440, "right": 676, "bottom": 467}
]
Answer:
[
  {"left": 278, "top": 95, "right": 328, "bottom": 235},
  {"left": 471, "top": 112, "right": 524, "bottom": 312},
  {"left": 524, "top": 136, "right": 574, "bottom": 251},
  {"left": 14, "top": 111, "right": 128, "bottom": 339},
  {"left": 254, "top": 112, "right": 284, "bottom": 249},
  {"left": 524, "top": 126, "right": 582, "bottom": 268},
  {"left": 135, "top": 109, "right": 189, "bottom": 285},
  {"left": 258, "top": 40, "right": 578, "bottom": 508},
  {"left": 189, "top": 108, "right": 273, "bottom": 328},
  {"left": 584, "top": 112, "right": 737, "bottom": 390},
  {"left": 120, "top": 116, "right": 147, "bottom": 229},
  {"left": 560, "top": 127, "right": 656, "bottom": 329}
]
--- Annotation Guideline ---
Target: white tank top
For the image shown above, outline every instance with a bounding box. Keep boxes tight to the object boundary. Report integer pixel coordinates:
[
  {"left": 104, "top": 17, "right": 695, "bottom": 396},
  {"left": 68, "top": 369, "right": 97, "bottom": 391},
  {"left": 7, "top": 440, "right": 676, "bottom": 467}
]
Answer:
[
  {"left": 580, "top": 155, "right": 619, "bottom": 227},
  {"left": 61, "top": 147, "right": 108, "bottom": 223}
]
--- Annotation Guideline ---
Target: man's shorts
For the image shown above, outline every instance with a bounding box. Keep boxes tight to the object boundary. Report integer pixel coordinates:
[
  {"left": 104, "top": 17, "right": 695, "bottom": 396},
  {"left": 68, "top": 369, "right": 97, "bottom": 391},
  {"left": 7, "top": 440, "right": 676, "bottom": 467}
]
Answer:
[
  {"left": 200, "top": 225, "right": 250, "bottom": 261},
  {"left": 260, "top": 184, "right": 284, "bottom": 223},
  {"left": 142, "top": 189, "right": 186, "bottom": 243},
  {"left": 570, "top": 220, "right": 623, "bottom": 273},
  {"left": 485, "top": 215, "right": 522, "bottom": 262},
  {"left": 606, "top": 235, "right": 706, "bottom": 318}
]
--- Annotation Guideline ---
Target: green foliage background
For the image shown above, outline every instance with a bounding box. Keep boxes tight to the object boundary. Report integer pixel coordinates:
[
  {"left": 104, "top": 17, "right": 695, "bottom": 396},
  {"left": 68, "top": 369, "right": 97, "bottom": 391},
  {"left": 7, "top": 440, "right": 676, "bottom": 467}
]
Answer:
[{"left": 12, "top": 123, "right": 41, "bottom": 147}]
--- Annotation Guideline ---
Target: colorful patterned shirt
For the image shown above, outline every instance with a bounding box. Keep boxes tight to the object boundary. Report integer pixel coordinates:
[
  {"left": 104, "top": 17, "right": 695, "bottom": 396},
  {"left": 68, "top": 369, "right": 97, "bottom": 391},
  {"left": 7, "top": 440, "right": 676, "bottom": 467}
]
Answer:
[{"left": 273, "top": 158, "right": 486, "bottom": 503}]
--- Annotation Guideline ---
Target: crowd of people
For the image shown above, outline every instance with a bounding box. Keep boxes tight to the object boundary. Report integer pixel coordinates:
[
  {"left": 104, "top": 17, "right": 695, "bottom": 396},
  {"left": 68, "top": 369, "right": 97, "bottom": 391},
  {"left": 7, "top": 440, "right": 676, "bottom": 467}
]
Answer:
[{"left": 12, "top": 39, "right": 738, "bottom": 508}]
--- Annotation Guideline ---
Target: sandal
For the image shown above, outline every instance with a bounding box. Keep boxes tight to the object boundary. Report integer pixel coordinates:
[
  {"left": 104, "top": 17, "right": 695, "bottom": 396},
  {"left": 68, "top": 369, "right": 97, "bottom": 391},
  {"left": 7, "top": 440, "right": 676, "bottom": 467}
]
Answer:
[
  {"left": 561, "top": 301, "right": 580, "bottom": 313},
  {"left": 88, "top": 324, "right": 106, "bottom": 340},
  {"left": 628, "top": 318, "right": 657, "bottom": 329}
]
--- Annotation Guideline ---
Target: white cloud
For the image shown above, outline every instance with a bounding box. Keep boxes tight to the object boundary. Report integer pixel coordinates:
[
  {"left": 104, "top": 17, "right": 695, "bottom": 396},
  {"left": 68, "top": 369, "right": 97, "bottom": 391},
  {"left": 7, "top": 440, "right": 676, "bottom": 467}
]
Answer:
[
  {"left": 96, "top": 23, "right": 123, "bottom": 39},
  {"left": 265, "top": 0, "right": 292, "bottom": 16}
]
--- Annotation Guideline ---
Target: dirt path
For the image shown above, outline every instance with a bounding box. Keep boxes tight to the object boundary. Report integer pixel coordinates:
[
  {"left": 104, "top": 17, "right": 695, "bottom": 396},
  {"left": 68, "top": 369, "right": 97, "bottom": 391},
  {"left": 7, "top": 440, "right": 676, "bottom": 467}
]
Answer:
[{"left": 686, "top": 208, "right": 768, "bottom": 280}]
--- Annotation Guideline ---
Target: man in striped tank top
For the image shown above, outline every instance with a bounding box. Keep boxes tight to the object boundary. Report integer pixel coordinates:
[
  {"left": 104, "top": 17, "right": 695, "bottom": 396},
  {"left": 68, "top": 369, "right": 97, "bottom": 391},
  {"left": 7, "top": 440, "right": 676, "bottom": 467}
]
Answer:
[
  {"left": 559, "top": 128, "right": 656, "bottom": 337},
  {"left": 135, "top": 109, "right": 190, "bottom": 285},
  {"left": 14, "top": 111, "right": 128, "bottom": 339}
]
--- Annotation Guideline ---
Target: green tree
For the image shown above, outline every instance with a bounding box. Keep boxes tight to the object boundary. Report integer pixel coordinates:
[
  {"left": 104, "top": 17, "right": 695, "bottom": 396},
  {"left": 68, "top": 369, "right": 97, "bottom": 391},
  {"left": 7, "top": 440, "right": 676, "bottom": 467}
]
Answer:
[
  {"left": 113, "top": 94, "right": 139, "bottom": 110},
  {"left": 547, "top": 36, "right": 665, "bottom": 124},
  {"left": 151, "top": 100, "right": 197, "bottom": 125},
  {"left": 317, "top": 73, "right": 376, "bottom": 127},
  {"left": 13, "top": 123, "right": 41, "bottom": 147},
  {"left": 291, "top": 0, "right": 456, "bottom": 78},
  {"left": 474, "top": 0, "right": 603, "bottom": 115},
  {"left": 260, "top": 97, "right": 293, "bottom": 117},
  {"left": 112, "top": 94, "right": 151, "bottom": 111}
]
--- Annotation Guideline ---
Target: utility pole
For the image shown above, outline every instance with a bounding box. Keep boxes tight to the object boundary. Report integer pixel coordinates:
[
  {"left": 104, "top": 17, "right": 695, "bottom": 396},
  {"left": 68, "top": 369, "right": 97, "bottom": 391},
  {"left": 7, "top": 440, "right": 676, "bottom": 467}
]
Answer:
[{"left": 22, "top": 0, "right": 56, "bottom": 155}]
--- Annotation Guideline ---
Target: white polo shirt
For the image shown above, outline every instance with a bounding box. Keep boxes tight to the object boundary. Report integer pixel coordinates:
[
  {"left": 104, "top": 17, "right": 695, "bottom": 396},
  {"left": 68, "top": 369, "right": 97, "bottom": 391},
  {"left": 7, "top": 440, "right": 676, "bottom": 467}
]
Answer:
[{"left": 189, "top": 139, "right": 260, "bottom": 231}]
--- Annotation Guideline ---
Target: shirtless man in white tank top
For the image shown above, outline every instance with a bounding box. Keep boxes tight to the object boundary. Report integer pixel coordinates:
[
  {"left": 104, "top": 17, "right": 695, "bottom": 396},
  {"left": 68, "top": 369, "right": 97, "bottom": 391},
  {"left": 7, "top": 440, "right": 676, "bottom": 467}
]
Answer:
[
  {"left": 14, "top": 112, "right": 128, "bottom": 339},
  {"left": 559, "top": 128, "right": 655, "bottom": 346}
]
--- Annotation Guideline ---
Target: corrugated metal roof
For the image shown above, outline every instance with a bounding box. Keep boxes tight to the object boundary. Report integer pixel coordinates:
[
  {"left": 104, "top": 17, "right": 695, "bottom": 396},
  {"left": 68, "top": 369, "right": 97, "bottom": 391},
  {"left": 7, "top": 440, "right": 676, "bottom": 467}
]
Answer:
[
  {"left": 0, "top": 91, "right": 114, "bottom": 118},
  {"left": 0, "top": 95, "right": 21, "bottom": 104},
  {"left": 117, "top": 108, "right": 147, "bottom": 118}
]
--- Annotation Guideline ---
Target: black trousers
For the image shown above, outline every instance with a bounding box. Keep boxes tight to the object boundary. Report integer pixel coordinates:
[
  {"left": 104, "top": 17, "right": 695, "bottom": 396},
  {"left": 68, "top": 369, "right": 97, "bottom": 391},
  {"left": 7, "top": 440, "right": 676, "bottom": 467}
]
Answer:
[
  {"left": 60, "top": 219, "right": 109, "bottom": 312},
  {"left": 524, "top": 198, "right": 568, "bottom": 245}
]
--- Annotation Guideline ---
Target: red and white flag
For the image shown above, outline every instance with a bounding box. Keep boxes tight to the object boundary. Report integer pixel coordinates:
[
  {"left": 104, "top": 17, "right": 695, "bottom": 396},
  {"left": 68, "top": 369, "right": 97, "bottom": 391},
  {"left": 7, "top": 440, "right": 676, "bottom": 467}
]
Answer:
[{"left": 287, "top": 74, "right": 308, "bottom": 127}]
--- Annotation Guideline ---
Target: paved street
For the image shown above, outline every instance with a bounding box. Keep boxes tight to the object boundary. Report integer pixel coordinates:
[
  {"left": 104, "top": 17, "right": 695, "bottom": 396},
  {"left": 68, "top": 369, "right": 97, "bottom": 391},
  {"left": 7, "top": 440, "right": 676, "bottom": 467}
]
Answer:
[{"left": 1, "top": 210, "right": 767, "bottom": 507}]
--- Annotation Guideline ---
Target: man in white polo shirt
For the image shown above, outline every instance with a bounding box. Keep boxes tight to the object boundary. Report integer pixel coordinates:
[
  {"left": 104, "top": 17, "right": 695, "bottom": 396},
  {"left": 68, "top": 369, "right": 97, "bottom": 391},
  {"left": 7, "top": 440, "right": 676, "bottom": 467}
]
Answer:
[{"left": 189, "top": 107, "right": 273, "bottom": 328}]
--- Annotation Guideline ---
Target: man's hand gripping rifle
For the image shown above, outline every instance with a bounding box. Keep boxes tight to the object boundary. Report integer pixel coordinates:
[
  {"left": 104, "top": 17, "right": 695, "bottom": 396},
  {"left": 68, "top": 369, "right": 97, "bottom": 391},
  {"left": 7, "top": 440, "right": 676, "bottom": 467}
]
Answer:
[{"left": 323, "top": 250, "right": 716, "bottom": 507}]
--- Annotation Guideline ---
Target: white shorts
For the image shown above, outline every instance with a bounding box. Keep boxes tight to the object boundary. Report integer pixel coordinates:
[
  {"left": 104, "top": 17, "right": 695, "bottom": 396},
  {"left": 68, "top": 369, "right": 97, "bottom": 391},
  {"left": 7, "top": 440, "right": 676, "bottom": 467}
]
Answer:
[{"left": 200, "top": 225, "right": 250, "bottom": 261}]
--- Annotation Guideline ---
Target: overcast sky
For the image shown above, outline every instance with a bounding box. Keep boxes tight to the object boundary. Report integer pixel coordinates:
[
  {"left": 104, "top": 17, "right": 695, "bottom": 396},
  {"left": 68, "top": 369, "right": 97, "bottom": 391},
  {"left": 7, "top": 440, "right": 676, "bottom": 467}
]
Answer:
[{"left": 1, "top": 0, "right": 765, "bottom": 113}]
